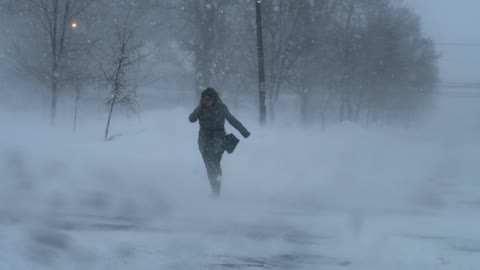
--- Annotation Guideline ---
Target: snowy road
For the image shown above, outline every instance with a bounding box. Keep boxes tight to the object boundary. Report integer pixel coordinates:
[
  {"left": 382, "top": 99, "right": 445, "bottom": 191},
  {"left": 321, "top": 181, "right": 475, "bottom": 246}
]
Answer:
[
  {"left": 1, "top": 203, "right": 479, "bottom": 270},
  {"left": 1, "top": 110, "right": 479, "bottom": 269}
]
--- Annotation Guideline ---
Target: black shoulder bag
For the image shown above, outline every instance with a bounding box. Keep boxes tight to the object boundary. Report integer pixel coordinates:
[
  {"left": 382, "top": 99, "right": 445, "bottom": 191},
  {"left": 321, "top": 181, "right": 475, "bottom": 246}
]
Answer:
[{"left": 224, "top": 133, "right": 240, "bottom": 154}]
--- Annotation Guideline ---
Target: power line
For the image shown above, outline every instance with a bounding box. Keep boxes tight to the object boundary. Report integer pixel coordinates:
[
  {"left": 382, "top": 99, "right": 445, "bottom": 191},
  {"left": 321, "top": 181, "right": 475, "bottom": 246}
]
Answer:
[
  {"left": 437, "top": 42, "right": 480, "bottom": 47},
  {"left": 440, "top": 96, "right": 480, "bottom": 99},
  {"left": 437, "top": 81, "right": 480, "bottom": 89},
  {"left": 441, "top": 81, "right": 480, "bottom": 84},
  {"left": 416, "top": 90, "right": 480, "bottom": 98},
  {"left": 402, "top": 82, "right": 480, "bottom": 98},
  {"left": 437, "top": 84, "right": 480, "bottom": 89}
]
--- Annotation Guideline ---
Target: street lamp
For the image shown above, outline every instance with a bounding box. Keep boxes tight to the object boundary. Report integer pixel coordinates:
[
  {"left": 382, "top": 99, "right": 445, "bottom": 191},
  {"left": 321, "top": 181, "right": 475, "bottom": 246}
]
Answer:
[{"left": 71, "top": 22, "right": 78, "bottom": 29}]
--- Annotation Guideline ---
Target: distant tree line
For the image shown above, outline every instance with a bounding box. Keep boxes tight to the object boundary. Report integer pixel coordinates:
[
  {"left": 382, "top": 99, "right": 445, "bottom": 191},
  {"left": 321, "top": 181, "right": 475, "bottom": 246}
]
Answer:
[
  {"left": 166, "top": 0, "right": 438, "bottom": 126},
  {"left": 1, "top": 0, "right": 438, "bottom": 129}
]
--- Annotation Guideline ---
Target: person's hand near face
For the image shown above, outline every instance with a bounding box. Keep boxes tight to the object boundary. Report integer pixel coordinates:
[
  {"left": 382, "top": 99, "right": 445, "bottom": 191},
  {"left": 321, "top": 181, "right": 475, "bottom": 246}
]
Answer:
[{"left": 200, "top": 97, "right": 213, "bottom": 108}]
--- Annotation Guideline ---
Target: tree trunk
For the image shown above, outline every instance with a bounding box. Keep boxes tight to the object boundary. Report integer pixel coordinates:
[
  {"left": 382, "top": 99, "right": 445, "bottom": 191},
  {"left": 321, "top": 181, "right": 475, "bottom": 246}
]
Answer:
[
  {"left": 339, "top": 99, "right": 345, "bottom": 122},
  {"left": 268, "top": 101, "right": 275, "bottom": 123},
  {"left": 195, "top": 59, "right": 211, "bottom": 99},
  {"left": 50, "top": 78, "right": 58, "bottom": 125},
  {"left": 105, "top": 101, "right": 115, "bottom": 141},
  {"left": 268, "top": 82, "right": 281, "bottom": 123},
  {"left": 193, "top": 0, "right": 215, "bottom": 100},
  {"left": 354, "top": 103, "right": 361, "bottom": 122},
  {"left": 234, "top": 91, "right": 239, "bottom": 113},
  {"left": 300, "top": 90, "right": 308, "bottom": 125},
  {"left": 346, "top": 99, "right": 353, "bottom": 122},
  {"left": 73, "top": 91, "right": 80, "bottom": 133},
  {"left": 320, "top": 111, "right": 326, "bottom": 130}
]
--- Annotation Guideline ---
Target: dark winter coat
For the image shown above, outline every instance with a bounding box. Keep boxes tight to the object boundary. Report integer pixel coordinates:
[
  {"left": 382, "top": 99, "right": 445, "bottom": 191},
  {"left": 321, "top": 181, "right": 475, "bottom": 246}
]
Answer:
[{"left": 189, "top": 102, "right": 250, "bottom": 154}]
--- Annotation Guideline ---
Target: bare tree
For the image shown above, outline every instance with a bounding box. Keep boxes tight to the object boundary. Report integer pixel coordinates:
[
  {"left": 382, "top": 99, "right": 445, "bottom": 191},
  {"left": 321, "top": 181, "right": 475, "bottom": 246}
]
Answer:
[
  {"left": 284, "top": 0, "right": 438, "bottom": 126},
  {"left": 261, "top": 0, "right": 311, "bottom": 120},
  {"left": 101, "top": 22, "right": 144, "bottom": 141},
  {"left": 64, "top": 69, "right": 95, "bottom": 132},
  {"left": 97, "top": 0, "right": 435, "bottom": 127},
  {"left": 59, "top": 38, "right": 99, "bottom": 132},
  {"left": 168, "top": 0, "right": 233, "bottom": 99},
  {"left": 18, "top": 0, "right": 96, "bottom": 125}
]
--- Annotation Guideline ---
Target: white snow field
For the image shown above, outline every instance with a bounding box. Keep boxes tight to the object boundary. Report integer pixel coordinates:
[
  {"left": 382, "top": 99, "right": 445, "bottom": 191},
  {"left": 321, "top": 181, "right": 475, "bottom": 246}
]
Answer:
[{"left": 1, "top": 98, "right": 479, "bottom": 270}]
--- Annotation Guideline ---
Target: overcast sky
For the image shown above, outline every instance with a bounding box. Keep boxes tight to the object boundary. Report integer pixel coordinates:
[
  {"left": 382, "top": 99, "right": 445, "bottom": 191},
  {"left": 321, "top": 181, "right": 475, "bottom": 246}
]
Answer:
[
  {"left": 405, "top": 0, "right": 480, "bottom": 83},
  {"left": 1, "top": 1, "right": 477, "bottom": 84}
]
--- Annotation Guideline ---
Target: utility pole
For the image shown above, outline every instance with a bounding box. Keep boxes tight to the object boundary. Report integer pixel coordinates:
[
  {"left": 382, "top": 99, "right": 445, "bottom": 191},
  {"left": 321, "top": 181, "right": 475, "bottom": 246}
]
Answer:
[{"left": 255, "top": 0, "right": 267, "bottom": 125}]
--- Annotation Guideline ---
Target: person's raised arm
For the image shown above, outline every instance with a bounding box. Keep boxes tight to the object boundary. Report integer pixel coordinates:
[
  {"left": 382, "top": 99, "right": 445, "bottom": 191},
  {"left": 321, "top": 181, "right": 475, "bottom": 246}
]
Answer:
[
  {"left": 189, "top": 106, "right": 202, "bottom": 123},
  {"left": 223, "top": 104, "right": 251, "bottom": 138}
]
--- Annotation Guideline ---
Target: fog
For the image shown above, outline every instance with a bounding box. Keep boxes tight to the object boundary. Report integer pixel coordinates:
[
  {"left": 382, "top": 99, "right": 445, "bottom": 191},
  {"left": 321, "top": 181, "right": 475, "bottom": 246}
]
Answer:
[
  {"left": 1, "top": 0, "right": 479, "bottom": 269},
  {"left": 405, "top": 0, "right": 480, "bottom": 82}
]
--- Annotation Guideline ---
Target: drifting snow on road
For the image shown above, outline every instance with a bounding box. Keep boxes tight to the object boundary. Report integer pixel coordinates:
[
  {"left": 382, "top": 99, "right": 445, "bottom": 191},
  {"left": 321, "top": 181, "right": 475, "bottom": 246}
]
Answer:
[{"left": 1, "top": 107, "right": 479, "bottom": 270}]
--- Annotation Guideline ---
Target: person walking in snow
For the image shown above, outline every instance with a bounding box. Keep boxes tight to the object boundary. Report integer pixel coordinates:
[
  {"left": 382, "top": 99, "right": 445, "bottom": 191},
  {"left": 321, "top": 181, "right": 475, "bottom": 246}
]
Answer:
[{"left": 189, "top": 87, "right": 251, "bottom": 196}]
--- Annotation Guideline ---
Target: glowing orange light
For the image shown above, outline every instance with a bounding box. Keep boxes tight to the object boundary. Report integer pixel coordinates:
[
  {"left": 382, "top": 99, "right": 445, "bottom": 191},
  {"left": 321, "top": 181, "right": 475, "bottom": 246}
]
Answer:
[{"left": 71, "top": 22, "right": 78, "bottom": 29}]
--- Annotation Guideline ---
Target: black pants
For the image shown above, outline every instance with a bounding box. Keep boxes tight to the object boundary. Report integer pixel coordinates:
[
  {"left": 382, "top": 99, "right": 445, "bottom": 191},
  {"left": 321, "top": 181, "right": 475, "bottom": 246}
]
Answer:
[{"left": 201, "top": 151, "right": 223, "bottom": 195}]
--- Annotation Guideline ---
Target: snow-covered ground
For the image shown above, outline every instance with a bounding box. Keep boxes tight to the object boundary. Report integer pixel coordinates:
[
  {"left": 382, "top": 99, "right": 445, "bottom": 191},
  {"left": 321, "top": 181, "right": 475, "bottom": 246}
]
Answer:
[{"left": 1, "top": 98, "right": 479, "bottom": 269}]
